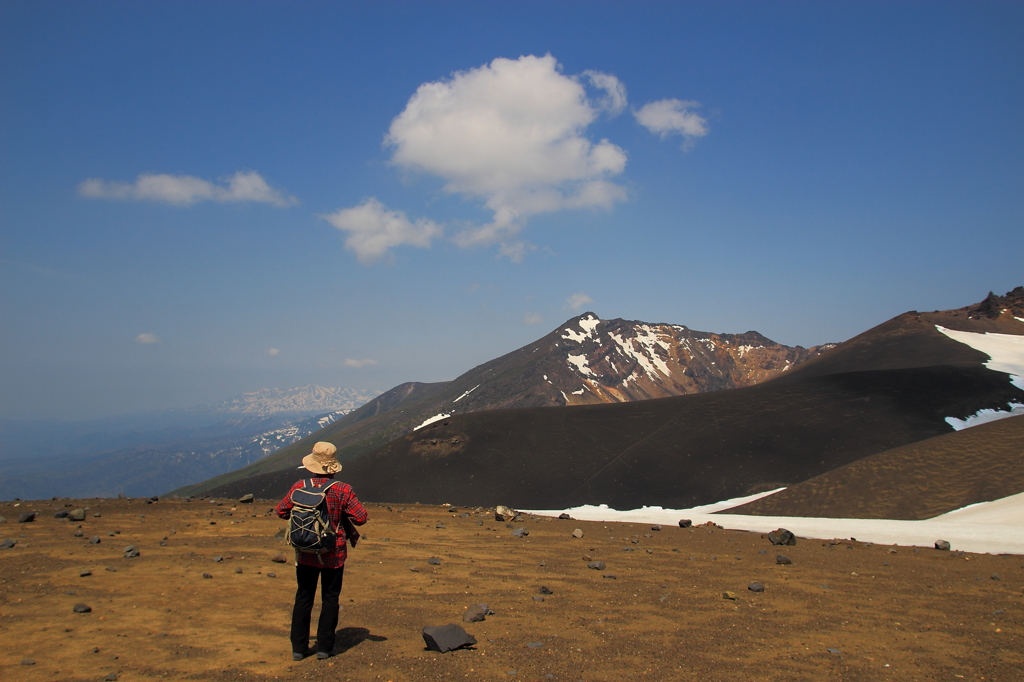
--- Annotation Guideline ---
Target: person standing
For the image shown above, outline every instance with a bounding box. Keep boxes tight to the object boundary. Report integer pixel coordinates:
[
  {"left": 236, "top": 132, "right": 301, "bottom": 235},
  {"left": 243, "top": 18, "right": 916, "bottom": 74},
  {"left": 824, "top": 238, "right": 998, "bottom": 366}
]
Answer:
[{"left": 275, "top": 441, "right": 368, "bottom": 660}]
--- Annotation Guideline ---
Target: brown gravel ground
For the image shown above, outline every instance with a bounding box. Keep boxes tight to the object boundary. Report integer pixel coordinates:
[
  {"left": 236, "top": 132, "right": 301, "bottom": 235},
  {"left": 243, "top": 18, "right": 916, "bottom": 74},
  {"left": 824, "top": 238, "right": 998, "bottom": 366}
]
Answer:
[{"left": 1, "top": 497, "right": 1022, "bottom": 682}]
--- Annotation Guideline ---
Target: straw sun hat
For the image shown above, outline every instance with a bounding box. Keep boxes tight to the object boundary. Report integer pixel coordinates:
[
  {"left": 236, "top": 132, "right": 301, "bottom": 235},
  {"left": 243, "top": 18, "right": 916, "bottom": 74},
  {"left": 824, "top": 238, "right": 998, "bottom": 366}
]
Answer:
[{"left": 300, "top": 441, "right": 342, "bottom": 475}]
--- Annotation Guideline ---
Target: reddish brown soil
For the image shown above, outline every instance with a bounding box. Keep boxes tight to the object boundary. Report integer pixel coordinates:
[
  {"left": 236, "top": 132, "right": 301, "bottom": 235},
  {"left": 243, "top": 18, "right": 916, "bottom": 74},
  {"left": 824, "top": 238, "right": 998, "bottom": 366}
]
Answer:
[{"left": 2, "top": 498, "right": 1022, "bottom": 681}]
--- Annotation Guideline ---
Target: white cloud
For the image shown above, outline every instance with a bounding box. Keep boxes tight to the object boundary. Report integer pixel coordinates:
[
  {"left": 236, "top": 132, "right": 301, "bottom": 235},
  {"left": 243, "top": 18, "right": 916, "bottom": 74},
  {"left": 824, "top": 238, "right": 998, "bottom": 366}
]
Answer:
[
  {"left": 135, "top": 333, "right": 160, "bottom": 344},
  {"left": 78, "top": 171, "right": 297, "bottom": 207},
  {"left": 634, "top": 99, "right": 709, "bottom": 149},
  {"left": 524, "top": 313, "right": 543, "bottom": 325},
  {"left": 344, "top": 358, "right": 378, "bottom": 368},
  {"left": 566, "top": 292, "right": 594, "bottom": 310},
  {"left": 321, "top": 198, "right": 442, "bottom": 264},
  {"left": 384, "top": 54, "right": 629, "bottom": 259},
  {"left": 267, "top": 348, "right": 280, "bottom": 356}
]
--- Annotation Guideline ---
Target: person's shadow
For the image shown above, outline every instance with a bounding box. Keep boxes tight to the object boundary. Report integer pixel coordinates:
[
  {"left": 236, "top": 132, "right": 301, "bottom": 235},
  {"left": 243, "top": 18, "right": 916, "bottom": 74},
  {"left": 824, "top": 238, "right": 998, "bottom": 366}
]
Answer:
[{"left": 332, "top": 627, "right": 387, "bottom": 655}]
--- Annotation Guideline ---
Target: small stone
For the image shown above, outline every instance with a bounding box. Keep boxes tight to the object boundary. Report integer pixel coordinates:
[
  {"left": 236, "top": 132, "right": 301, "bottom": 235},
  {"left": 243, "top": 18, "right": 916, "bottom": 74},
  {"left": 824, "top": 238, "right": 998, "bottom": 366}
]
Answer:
[
  {"left": 587, "top": 561, "right": 606, "bottom": 570},
  {"left": 93, "top": 513, "right": 101, "bottom": 518},
  {"left": 768, "top": 529, "right": 797, "bottom": 546},
  {"left": 558, "top": 513, "right": 571, "bottom": 520},
  {"left": 235, "top": 567, "right": 243, "bottom": 574},
  {"left": 572, "top": 528, "right": 584, "bottom": 539},
  {"left": 79, "top": 569, "right": 92, "bottom": 577},
  {"left": 68, "top": 508, "right": 86, "bottom": 522},
  {"left": 527, "top": 642, "right": 543, "bottom": 648},
  {"left": 54, "top": 510, "right": 70, "bottom": 518},
  {"left": 270, "top": 553, "right": 287, "bottom": 563},
  {"left": 603, "top": 574, "right": 617, "bottom": 579},
  {"left": 17, "top": 511, "right": 36, "bottom": 523},
  {"left": 267, "top": 572, "right": 276, "bottom": 578},
  {"left": 21, "top": 658, "right": 35, "bottom": 665},
  {"left": 722, "top": 591, "right": 738, "bottom": 600},
  {"left": 776, "top": 555, "right": 792, "bottom": 565},
  {"left": 539, "top": 585, "right": 553, "bottom": 595},
  {"left": 123, "top": 545, "right": 140, "bottom": 559},
  {"left": 92, "top": 647, "right": 99, "bottom": 653},
  {"left": 651, "top": 524, "right": 661, "bottom": 531},
  {"left": 73, "top": 603, "right": 92, "bottom": 613},
  {"left": 678, "top": 519, "right": 692, "bottom": 528},
  {"left": 0, "top": 539, "right": 15, "bottom": 550},
  {"left": 533, "top": 596, "right": 545, "bottom": 602},
  {"left": 105, "top": 567, "right": 116, "bottom": 572},
  {"left": 213, "top": 556, "right": 223, "bottom": 562},
  {"left": 511, "top": 527, "right": 529, "bottom": 538},
  {"left": 90, "top": 536, "right": 101, "bottom": 544},
  {"left": 427, "top": 556, "right": 442, "bottom": 566},
  {"left": 463, "top": 604, "right": 489, "bottom": 622},
  {"left": 748, "top": 582, "right": 765, "bottom": 593},
  {"left": 202, "top": 572, "right": 213, "bottom": 579},
  {"left": 73, "top": 530, "right": 84, "bottom": 537},
  {"left": 104, "top": 673, "right": 118, "bottom": 681},
  {"left": 435, "top": 522, "right": 446, "bottom": 529},
  {"left": 827, "top": 648, "right": 841, "bottom": 655},
  {"left": 238, "top": 494, "right": 254, "bottom": 504},
  {"left": 422, "top": 623, "right": 477, "bottom": 652},
  {"left": 991, "top": 573, "right": 1002, "bottom": 581},
  {"left": 935, "top": 539, "right": 951, "bottom": 551}
]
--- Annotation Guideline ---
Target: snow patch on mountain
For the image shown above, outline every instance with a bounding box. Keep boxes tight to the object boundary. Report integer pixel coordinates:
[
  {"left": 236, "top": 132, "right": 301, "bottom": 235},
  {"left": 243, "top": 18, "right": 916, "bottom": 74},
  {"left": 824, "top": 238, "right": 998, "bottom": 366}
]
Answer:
[
  {"left": 561, "top": 314, "right": 601, "bottom": 343},
  {"left": 414, "top": 413, "right": 451, "bottom": 431}
]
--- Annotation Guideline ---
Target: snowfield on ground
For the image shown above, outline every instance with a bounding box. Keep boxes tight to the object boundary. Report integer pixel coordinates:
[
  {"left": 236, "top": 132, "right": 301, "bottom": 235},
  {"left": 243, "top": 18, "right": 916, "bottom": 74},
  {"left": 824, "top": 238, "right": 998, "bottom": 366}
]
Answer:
[
  {"left": 936, "top": 325, "right": 1024, "bottom": 428},
  {"left": 525, "top": 490, "right": 1024, "bottom": 555}
]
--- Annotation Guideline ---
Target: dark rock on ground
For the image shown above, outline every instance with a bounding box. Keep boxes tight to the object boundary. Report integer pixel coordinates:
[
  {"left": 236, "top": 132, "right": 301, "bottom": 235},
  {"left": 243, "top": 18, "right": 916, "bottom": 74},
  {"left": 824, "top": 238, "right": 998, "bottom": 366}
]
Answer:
[
  {"left": 776, "top": 555, "right": 793, "bottom": 565},
  {"left": 748, "top": 582, "right": 765, "bottom": 592},
  {"left": 422, "top": 624, "right": 477, "bottom": 652},
  {"left": 79, "top": 570, "right": 92, "bottom": 577},
  {"left": 768, "top": 529, "right": 797, "bottom": 546},
  {"left": 0, "top": 539, "right": 15, "bottom": 549},
  {"left": 73, "top": 530, "right": 83, "bottom": 537},
  {"left": 651, "top": 525, "right": 662, "bottom": 531},
  {"left": 678, "top": 519, "right": 692, "bottom": 528},
  {"left": 90, "top": 536, "right": 101, "bottom": 544},
  {"left": 512, "top": 527, "right": 529, "bottom": 538},
  {"left": 935, "top": 540, "right": 951, "bottom": 551},
  {"left": 270, "top": 553, "right": 287, "bottom": 563},
  {"left": 533, "top": 596, "right": 545, "bottom": 602},
  {"left": 603, "top": 574, "right": 617, "bottom": 579},
  {"left": 558, "top": 513, "right": 571, "bottom": 520},
  {"left": 587, "top": 561, "right": 606, "bottom": 570},
  {"left": 723, "top": 591, "right": 738, "bottom": 600},
  {"left": 202, "top": 573, "right": 213, "bottom": 579},
  {"left": 54, "top": 510, "right": 70, "bottom": 518},
  {"left": 463, "top": 604, "right": 489, "bottom": 622},
  {"left": 539, "top": 586, "right": 553, "bottom": 595},
  {"left": 123, "top": 545, "right": 140, "bottom": 559},
  {"left": 73, "top": 603, "right": 92, "bottom": 613},
  {"left": 69, "top": 509, "right": 86, "bottom": 521},
  {"left": 267, "top": 572, "right": 277, "bottom": 578},
  {"left": 427, "top": 557, "right": 442, "bottom": 566},
  {"left": 239, "top": 494, "right": 254, "bottom": 503},
  {"left": 21, "top": 659, "right": 35, "bottom": 665},
  {"left": 17, "top": 511, "right": 36, "bottom": 523}
]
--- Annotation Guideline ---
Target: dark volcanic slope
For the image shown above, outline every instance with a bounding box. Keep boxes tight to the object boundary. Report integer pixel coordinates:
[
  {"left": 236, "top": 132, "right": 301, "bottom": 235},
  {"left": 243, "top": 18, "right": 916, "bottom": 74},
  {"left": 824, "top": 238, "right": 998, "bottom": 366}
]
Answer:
[
  {"left": 721, "top": 414, "right": 1024, "bottom": 520},
  {"left": 208, "top": 365, "right": 1020, "bottom": 509}
]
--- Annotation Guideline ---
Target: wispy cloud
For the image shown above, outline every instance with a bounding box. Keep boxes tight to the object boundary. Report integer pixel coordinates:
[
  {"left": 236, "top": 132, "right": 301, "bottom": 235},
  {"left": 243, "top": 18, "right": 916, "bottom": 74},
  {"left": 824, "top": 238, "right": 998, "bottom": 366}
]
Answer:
[
  {"left": 321, "top": 198, "right": 442, "bottom": 264},
  {"left": 135, "top": 333, "right": 161, "bottom": 344},
  {"left": 78, "top": 171, "right": 297, "bottom": 207},
  {"left": 565, "top": 292, "right": 594, "bottom": 311},
  {"left": 267, "top": 348, "right": 280, "bottom": 356},
  {"left": 524, "top": 313, "right": 543, "bottom": 325},
  {"left": 634, "top": 99, "right": 709, "bottom": 150},
  {"left": 344, "top": 358, "right": 378, "bottom": 368}
]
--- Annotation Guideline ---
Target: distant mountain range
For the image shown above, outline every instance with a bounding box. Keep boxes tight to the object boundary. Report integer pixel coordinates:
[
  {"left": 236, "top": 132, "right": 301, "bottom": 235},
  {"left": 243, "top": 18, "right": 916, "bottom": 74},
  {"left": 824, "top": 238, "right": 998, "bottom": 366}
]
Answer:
[
  {"left": 171, "top": 314, "right": 831, "bottom": 497},
  {"left": 0, "top": 385, "right": 379, "bottom": 500},
  {"left": 196, "top": 287, "right": 1024, "bottom": 520}
]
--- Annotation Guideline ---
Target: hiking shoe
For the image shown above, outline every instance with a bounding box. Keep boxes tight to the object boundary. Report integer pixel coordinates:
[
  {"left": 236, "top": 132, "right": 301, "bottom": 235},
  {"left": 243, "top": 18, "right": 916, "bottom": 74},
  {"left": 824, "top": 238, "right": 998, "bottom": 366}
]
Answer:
[
  {"left": 292, "top": 652, "right": 305, "bottom": 661},
  {"left": 316, "top": 651, "right": 331, "bottom": 660}
]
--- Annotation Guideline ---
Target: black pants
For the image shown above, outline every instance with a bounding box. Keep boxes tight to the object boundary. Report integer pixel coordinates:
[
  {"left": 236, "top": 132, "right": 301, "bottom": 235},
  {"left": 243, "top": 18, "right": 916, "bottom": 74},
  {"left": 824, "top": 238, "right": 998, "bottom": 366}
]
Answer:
[{"left": 290, "top": 563, "right": 345, "bottom": 654}]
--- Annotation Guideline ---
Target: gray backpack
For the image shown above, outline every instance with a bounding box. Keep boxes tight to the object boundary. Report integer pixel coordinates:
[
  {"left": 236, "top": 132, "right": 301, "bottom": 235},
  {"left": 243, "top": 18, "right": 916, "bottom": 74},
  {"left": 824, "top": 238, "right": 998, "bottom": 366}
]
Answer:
[{"left": 286, "top": 479, "right": 339, "bottom": 554}]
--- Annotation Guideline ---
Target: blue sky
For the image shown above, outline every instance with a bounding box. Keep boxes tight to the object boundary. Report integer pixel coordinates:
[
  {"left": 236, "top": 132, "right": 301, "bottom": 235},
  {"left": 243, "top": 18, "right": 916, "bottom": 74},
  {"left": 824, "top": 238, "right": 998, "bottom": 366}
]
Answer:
[{"left": 1, "top": 1, "right": 1022, "bottom": 421}]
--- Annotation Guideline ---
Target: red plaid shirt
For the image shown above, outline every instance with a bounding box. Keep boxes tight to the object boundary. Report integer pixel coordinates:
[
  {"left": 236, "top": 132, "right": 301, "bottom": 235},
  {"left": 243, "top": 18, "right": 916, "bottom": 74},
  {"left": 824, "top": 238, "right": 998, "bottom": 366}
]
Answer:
[{"left": 275, "top": 476, "right": 368, "bottom": 568}]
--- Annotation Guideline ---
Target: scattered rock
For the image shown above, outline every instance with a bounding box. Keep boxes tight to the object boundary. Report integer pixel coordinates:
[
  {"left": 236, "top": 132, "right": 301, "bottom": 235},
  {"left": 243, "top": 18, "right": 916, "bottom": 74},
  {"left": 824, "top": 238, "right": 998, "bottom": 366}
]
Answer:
[
  {"left": 427, "top": 557, "right": 442, "bottom": 566},
  {"left": 90, "top": 536, "right": 101, "bottom": 544},
  {"left": 17, "top": 511, "right": 36, "bottom": 523},
  {"left": 235, "top": 567, "right": 243, "bottom": 574},
  {"left": 558, "top": 513, "right": 571, "bottom": 520},
  {"left": 54, "top": 510, "right": 70, "bottom": 518},
  {"left": 267, "top": 572, "right": 277, "bottom": 578},
  {"left": 495, "top": 505, "right": 517, "bottom": 522},
  {"left": 79, "top": 569, "right": 92, "bottom": 577},
  {"left": 935, "top": 540, "right": 951, "bottom": 551},
  {"left": 776, "top": 555, "right": 792, "bottom": 565},
  {"left": 991, "top": 573, "right": 1002, "bottom": 581},
  {"left": 202, "top": 573, "right": 213, "bottom": 579},
  {"left": 527, "top": 642, "right": 543, "bottom": 648},
  {"left": 73, "top": 603, "right": 92, "bottom": 613},
  {"left": 123, "top": 545, "right": 140, "bottom": 559},
  {"left": 238, "top": 494, "right": 254, "bottom": 504},
  {"left": 0, "top": 539, "right": 15, "bottom": 550},
  {"left": 603, "top": 574, "right": 617, "bottom": 579},
  {"left": 104, "top": 673, "right": 118, "bottom": 681},
  {"left": 678, "top": 519, "right": 692, "bottom": 528},
  {"left": 435, "top": 522, "right": 446, "bottom": 529},
  {"left": 572, "top": 529, "right": 584, "bottom": 539},
  {"left": 768, "top": 529, "right": 797, "bottom": 546},
  {"left": 422, "top": 624, "right": 477, "bottom": 652},
  {"left": 270, "top": 553, "right": 288, "bottom": 564},
  {"left": 587, "top": 561, "right": 606, "bottom": 570},
  {"left": 748, "top": 582, "right": 765, "bottom": 593},
  {"left": 213, "top": 556, "right": 223, "bottom": 563},
  {"left": 827, "top": 648, "right": 841, "bottom": 655},
  {"left": 0, "top": 515, "right": 5, "bottom": 523},
  {"left": 73, "top": 530, "right": 84, "bottom": 537},
  {"left": 723, "top": 591, "right": 738, "bottom": 600},
  {"left": 533, "top": 596, "right": 545, "bottom": 602},
  {"left": 68, "top": 508, "right": 86, "bottom": 521},
  {"left": 463, "top": 604, "right": 490, "bottom": 622},
  {"left": 511, "top": 527, "right": 529, "bottom": 538},
  {"left": 105, "top": 567, "right": 117, "bottom": 572},
  {"left": 539, "top": 586, "right": 553, "bottom": 595},
  {"left": 651, "top": 525, "right": 661, "bottom": 531},
  {"left": 21, "top": 658, "right": 35, "bottom": 665}
]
